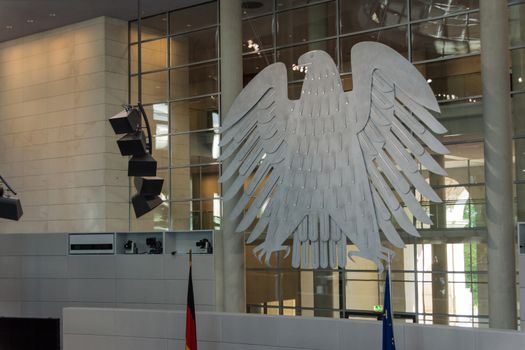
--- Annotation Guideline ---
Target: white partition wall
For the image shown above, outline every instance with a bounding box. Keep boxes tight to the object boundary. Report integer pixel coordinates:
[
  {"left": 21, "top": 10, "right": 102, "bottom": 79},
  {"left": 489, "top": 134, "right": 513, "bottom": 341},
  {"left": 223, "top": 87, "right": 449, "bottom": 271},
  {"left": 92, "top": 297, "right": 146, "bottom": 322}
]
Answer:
[
  {"left": 0, "top": 233, "right": 216, "bottom": 319},
  {"left": 63, "top": 308, "right": 525, "bottom": 350}
]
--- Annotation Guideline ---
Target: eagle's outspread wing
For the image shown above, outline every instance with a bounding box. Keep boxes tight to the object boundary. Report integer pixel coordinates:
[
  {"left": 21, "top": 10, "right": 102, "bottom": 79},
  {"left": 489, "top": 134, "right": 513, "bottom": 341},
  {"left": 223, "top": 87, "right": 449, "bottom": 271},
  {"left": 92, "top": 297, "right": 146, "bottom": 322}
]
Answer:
[
  {"left": 219, "top": 63, "right": 294, "bottom": 262},
  {"left": 348, "top": 42, "right": 449, "bottom": 264}
]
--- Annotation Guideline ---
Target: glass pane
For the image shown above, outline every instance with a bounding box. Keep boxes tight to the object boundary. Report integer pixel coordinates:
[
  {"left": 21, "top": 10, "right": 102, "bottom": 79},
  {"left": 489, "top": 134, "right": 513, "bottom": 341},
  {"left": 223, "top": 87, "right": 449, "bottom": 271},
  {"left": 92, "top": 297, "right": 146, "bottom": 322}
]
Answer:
[
  {"left": 243, "top": 15, "right": 273, "bottom": 53},
  {"left": 130, "top": 13, "right": 168, "bottom": 43},
  {"left": 169, "top": 2, "right": 217, "bottom": 35},
  {"left": 416, "top": 55, "right": 482, "bottom": 102},
  {"left": 171, "top": 199, "right": 220, "bottom": 230},
  {"left": 171, "top": 200, "right": 192, "bottom": 230},
  {"left": 170, "top": 62, "right": 218, "bottom": 100},
  {"left": 340, "top": 26, "right": 408, "bottom": 73},
  {"left": 510, "top": 3, "right": 525, "bottom": 47},
  {"left": 411, "top": 12, "right": 480, "bottom": 62},
  {"left": 140, "top": 103, "right": 169, "bottom": 136},
  {"left": 436, "top": 99, "right": 483, "bottom": 142},
  {"left": 346, "top": 278, "right": 380, "bottom": 312},
  {"left": 130, "top": 106, "right": 170, "bottom": 179},
  {"left": 513, "top": 92, "right": 525, "bottom": 135},
  {"left": 511, "top": 48, "right": 525, "bottom": 93},
  {"left": 516, "top": 183, "right": 525, "bottom": 222},
  {"left": 341, "top": 74, "right": 353, "bottom": 91},
  {"left": 171, "top": 130, "right": 218, "bottom": 166},
  {"left": 276, "top": 39, "right": 337, "bottom": 81},
  {"left": 246, "top": 270, "right": 280, "bottom": 305},
  {"left": 410, "top": 0, "right": 479, "bottom": 21},
  {"left": 288, "top": 81, "right": 302, "bottom": 99},
  {"left": 243, "top": 51, "right": 275, "bottom": 86},
  {"left": 170, "top": 163, "right": 220, "bottom": 200},
  {"left": 171, "top": 167, "right": 192, "bottom": 201},
  {"left": 170, "top": 28, "right": 218, "bottom": 67},
  {"left": 276, "top": 2, "right": 336, "bottom": 46},
  {"left": 131, "top": 39, "right": 168, "bottom": 74},
  {"left": 299, "top": 270, "right": 340, "bottom": 316},
  {"left": 130, "top": 201, "right": 169, "bottom": 231},
  {"left": 341, "top": 0, "right": 408, "bottom": 34},
  {"left": 515, "top": 139, "right": 525, "bottom": 182},
  {"left": 171, "top": 95, "right": 219, "bottom": 133},
  {"left": 196, "top": 199, "right": 221, "bottom": 229},
  {"left": 154, "top": 168, "right": 170, "bottom": 201},
  {"left": 242, "top": 0, "right": 273, "bottom": 18},
  {"left": 131, "top": 71, "right": 169, "bottom": 105}
]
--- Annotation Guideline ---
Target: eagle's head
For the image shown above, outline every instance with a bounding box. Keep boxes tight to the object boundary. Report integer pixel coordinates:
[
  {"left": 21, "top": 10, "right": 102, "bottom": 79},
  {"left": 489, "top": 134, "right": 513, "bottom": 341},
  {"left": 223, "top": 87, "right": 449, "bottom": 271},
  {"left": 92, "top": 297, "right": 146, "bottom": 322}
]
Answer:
[{"left": 297, "top": 50, "right": 338, "bottom": 79}]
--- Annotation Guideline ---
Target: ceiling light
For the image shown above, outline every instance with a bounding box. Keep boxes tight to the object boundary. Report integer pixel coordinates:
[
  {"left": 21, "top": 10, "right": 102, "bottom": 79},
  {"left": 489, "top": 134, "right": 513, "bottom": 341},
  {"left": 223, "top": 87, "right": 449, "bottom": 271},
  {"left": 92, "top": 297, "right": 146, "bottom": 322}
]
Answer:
[
  {"left": 427, "top": 78, "right": 432, "bottom": 83},
  {"left": 49, "top": 13, "right": 56, "bottom": 17},
  {"left": 26, "top": 19, "right": 35, "bottom": 23},
  {"left": 519, "top": 77, "right": 523, "bottom": 83},
  {"left": 5, "top": 25, "right": 13, "bottom": 30}
]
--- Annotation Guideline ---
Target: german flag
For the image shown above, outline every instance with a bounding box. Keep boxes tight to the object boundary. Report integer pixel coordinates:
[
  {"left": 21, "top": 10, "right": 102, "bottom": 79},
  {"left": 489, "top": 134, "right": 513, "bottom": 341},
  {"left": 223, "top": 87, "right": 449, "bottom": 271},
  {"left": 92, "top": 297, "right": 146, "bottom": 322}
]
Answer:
[{"left": 185, "top": 251, "right": 197, "bottom": 350}]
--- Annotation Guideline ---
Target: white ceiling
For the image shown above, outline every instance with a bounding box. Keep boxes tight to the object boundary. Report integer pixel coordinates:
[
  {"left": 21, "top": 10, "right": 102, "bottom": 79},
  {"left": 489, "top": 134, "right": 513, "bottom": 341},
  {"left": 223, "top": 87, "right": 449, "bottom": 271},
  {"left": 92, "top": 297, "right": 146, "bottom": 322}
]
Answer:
[{"left": 0, "top": 0, "right": 208, "bottom": 42}]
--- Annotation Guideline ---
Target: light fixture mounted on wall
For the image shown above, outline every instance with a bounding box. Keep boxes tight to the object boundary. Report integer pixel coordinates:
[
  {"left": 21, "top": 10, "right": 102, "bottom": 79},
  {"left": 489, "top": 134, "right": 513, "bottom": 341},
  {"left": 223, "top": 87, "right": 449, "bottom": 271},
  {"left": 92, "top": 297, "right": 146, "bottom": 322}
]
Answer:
[{"left": 0, "top": 175, "right": 23, "bottom": 221}]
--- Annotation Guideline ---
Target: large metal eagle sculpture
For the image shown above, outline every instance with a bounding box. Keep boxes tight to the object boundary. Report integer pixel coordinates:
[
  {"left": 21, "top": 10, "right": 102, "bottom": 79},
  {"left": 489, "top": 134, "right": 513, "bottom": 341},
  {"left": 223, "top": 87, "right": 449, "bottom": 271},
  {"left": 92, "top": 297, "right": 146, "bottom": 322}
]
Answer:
[{"left": 219, "top": 42, "right": 448, "bottom": 270}]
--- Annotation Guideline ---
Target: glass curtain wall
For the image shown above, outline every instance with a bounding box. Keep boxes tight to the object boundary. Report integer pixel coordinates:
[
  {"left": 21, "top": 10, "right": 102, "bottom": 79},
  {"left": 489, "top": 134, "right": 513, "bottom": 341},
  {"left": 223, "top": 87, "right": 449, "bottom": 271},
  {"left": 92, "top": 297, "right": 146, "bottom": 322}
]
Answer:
[
  {"left": 128, "top": 0, "right": 525, "bottom": 327},
  {"left": 129, "top": 1, "right": 221, "bottom": 232}
]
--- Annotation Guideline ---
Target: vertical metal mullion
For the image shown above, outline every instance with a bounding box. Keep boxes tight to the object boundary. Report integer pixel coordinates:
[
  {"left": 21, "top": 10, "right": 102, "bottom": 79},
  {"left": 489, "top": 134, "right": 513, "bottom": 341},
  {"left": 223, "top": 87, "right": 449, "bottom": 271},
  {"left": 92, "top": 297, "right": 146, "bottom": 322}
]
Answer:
[
  {"left": 273, "top": 0, "right": 278, "bottom": 65},
  {"left": 217, "top": 0, "right": 223, "bottom": 229},
  {"left": 469, "top": 243, "right": 475, "bottom": 327},
  {"left": 137, "top": 0, "right": 142, "bottom": 103},
  {"left": 335, "top": 0, "right": 341, "bottom": 71},
  {"left": 128, "top": 21, "right": 133, "bottom": 231},
  {"left": 413, "top": 240, "right": 419, "bottom": 323},
  {"left": 407, "top": 0, "right": 412, "bottom": 62},
  {"left": 340, "top": 268, "right": 346, "bottom": 318},
  {"left": 167, "top": 11, "right": 173, "bottom": 231}
]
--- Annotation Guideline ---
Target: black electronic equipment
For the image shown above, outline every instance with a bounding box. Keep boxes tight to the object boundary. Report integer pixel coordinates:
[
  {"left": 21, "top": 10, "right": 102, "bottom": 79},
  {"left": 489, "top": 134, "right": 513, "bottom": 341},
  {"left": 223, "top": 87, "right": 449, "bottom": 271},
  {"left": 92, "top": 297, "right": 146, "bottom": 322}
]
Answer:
[
  {"left": 196, "top": 238, "right": 213, "bottom": 254},
  {"left": 124, "top": 240, "right": 138, "bottom": 254},
  {"left": 146, "top": 237, "right": 163, "bottom": 254}
]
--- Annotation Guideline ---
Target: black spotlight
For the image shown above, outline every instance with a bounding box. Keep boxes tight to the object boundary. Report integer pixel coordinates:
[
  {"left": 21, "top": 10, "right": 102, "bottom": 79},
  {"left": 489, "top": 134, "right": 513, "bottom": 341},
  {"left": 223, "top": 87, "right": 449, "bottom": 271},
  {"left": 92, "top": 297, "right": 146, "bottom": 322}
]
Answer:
[
  {"left": 132, "top": 194, "right": 163, "bottom": 218},
  {"left": 132, "top": 176, "right": 164, "bottom": 218},
  {"left": 134, "top": 176, "right": 164, "bottom": 196},
  {"left": 0, "top": 176, "right": 23, "bottom": 221},
  {"left": 109, "top": 107, "right": 141, "bottom": 134},
  {"left": 117, "top": 131, "right": 148, "bottom": 156},
  {"left": 128, "top": 153, "right": 158, "bottom": 177}
]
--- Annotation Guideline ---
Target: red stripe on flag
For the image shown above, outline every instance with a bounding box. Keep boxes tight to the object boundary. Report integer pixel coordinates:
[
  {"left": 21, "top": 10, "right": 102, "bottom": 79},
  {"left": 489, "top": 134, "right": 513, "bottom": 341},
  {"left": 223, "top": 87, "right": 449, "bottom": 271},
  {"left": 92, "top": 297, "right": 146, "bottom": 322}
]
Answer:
[{"left": 185, "top": 266, "right": 197, "bottom": 350}]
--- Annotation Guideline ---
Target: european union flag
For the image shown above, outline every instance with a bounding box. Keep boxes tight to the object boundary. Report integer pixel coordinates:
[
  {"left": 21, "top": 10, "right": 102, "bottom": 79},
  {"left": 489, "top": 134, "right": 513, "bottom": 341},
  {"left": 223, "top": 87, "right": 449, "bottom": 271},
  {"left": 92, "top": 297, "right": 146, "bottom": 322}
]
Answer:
[{"left": 382, "top": 271, "right": 396, "bottom": 350}]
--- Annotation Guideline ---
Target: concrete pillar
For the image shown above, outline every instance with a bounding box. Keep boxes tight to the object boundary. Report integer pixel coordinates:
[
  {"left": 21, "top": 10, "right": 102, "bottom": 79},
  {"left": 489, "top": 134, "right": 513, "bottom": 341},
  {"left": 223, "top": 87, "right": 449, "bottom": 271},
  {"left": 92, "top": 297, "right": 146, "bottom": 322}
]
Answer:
[
  {"left": 220, "top": 0, "right": 245, "bottom": 313},
  {"left": 480, "top": 0, "right": 517, "bottom": 329}
]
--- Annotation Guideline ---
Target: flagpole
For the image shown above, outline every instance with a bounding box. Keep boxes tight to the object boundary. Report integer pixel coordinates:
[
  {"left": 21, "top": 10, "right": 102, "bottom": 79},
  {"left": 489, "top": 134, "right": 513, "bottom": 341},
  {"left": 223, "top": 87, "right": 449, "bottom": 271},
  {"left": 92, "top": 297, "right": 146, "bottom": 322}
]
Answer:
[
  {"left": 189, "top": 249, "right": 193, "bottom": 267},
  {"left": 387, "top": 251, "right": 394, "bottom": 320}
]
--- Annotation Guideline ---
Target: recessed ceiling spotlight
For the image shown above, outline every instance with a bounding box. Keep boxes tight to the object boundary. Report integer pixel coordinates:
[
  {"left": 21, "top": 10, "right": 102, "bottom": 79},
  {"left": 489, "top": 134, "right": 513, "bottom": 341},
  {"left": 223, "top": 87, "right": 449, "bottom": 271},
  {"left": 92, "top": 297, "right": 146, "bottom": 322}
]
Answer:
[
  {"left": 5, "top": 25, "right": 13, "bottom": 30},
  {"left": 49, "top": 13, "right": 56, "bottom": 17},
  {"left": 26, "top": 19, "right": 35, "bottom": 23}
]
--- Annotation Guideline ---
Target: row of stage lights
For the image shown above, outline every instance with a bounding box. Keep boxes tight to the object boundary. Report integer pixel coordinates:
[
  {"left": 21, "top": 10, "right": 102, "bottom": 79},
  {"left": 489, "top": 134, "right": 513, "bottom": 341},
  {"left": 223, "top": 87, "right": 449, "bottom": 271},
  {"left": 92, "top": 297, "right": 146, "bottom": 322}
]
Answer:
[{"left": 109, "top": 105, "right": 164, "bottom": 218}]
